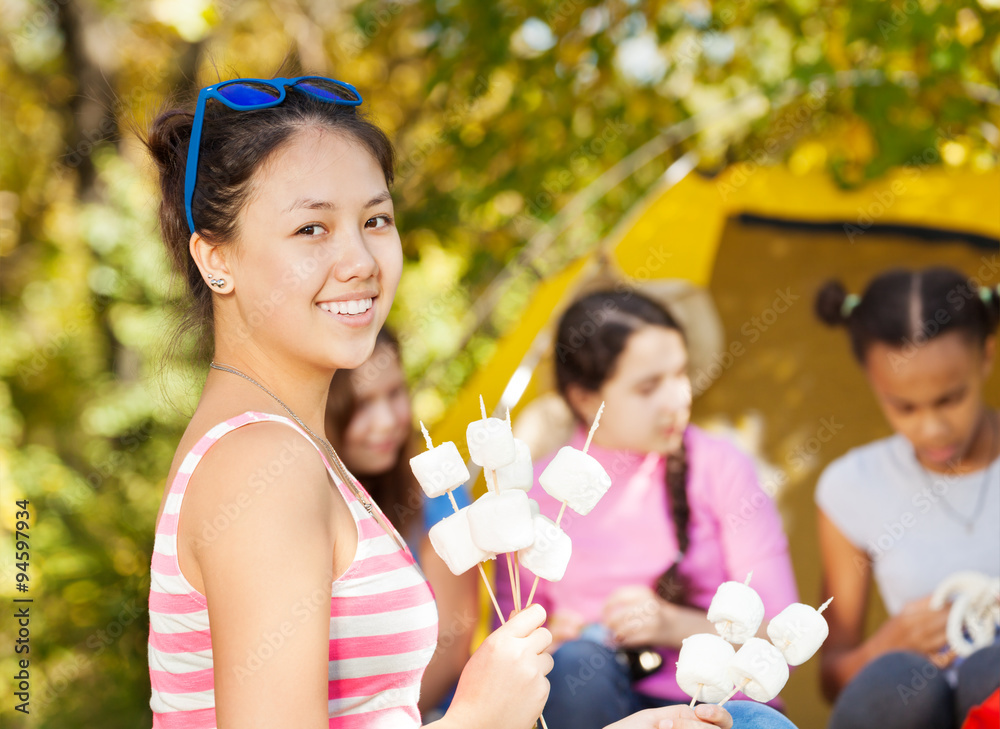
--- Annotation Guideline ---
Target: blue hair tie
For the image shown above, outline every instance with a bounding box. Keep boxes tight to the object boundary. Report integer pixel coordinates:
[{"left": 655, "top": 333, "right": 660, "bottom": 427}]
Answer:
[
  {"left": 978, "top": 285, "right": 999, "bottom": 304},
  {"left": 841, "top": 294, "right": 861, "bottom": 318}
]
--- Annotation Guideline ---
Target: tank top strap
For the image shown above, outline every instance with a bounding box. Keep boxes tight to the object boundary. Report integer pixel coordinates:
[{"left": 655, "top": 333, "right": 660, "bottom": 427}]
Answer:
[{"left": 165, "top": 410, "right": 344, "bottom": 501}]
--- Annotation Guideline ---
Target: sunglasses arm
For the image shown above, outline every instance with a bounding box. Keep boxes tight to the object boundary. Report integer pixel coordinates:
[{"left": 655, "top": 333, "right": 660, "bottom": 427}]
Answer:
[{"left": 184, "top": 90, "right": 211, "bottom": 235}]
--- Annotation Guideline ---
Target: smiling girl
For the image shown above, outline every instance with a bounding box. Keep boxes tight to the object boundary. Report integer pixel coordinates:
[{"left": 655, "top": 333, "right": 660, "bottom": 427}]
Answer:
[
  {"left": 143, "top": 75, "right": 738, "bottom": 729},
  {"left": 814, "top": 267, "right": 1000, "bottom": 729}
]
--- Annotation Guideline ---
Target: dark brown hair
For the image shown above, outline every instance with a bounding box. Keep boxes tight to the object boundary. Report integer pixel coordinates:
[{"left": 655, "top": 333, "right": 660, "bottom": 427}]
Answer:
[
  {"left": 554, "top": 290, "right": 692, "bottom": 605},
  {"left": 325, "top": 328, "right": 424, "bottom": 539},
  {"left": 815, "top": 266, "right": 1000, "bottom": 362},
  {"left": 144, "top": 78, "right": 395, "bottom": 358}
]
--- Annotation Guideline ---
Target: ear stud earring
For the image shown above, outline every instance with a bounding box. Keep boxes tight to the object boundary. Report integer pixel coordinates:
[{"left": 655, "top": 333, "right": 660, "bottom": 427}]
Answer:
[{"left": 208, "top": 276, "right": 227, "bottom": 288}]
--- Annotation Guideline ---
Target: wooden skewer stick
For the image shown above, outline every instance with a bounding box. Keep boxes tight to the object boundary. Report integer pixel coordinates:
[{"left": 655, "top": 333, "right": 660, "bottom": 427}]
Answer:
[
  {"left": 513, "top": 551, "right": 523, "bottom": 614},
  {"left": 527, "top": 404, "right": 605, "bottom": 607},
  {"left": 718, "top": 677, "right": 751, "bottom": 706},
  {"left": 818, "top": 596, "right": 834, "bottom": 613},
  {"left": 479, "top": 394, "right": 488, "bottom": 420},
  {"left": 689, "top": 683, "right": 703, "bottom": 708},
  {"left": 525, "top": 575, "right": 540, "bottom": 607},
  {"left": 479, "top": 564, "right": 505, "bottom": 625},
  {"left": 582, "top": 401, "right": 605, "bottom": 453},
  {"left": 420, "top": 421, "right": 434, "bottom": 450}
]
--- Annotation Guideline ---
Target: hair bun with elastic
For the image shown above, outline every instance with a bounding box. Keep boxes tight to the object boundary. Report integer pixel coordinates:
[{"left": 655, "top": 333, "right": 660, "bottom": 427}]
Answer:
[{"left": 814, "top": 279, "right": 850, "bottom": 327}]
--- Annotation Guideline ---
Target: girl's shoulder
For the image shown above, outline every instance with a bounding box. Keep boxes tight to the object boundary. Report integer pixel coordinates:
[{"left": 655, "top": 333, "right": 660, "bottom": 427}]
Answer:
[
  {"left": 815, "top": 433, "right": 909, "bottom": 519},
  {"left": 818, "top": 433, "right": 907, "bottom": 488}
]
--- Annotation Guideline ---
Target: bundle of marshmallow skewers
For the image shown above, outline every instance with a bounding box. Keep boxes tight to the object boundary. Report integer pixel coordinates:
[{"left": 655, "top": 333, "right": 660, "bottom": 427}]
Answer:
[
  {"left": 411, "top": 397, "right": 611, "bottom": 623},
  {"left": 410, "top": 398, "right": 611, "bottom": 729},
  {"left": 677, "top": 573, "right": 834, "bottom": 707}
]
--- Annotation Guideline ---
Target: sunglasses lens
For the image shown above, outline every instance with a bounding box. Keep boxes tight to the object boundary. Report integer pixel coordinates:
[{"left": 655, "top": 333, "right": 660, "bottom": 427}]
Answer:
[
  {"left": 217, "top": 81, "right": 281, "bottom": 106},
  {"left": 296, "top": 79, "right": 361, "bottom": 103}
]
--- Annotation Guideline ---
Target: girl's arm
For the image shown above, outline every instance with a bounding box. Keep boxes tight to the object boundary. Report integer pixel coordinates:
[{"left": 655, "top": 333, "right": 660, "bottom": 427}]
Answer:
[
  {"left": 817, "top": 509, "right": 949, "bottom": 700},
  {"left": 606, "top": 442, "right": 796, "bottom": 649},
  {"left": 603, "top": 585, "right": 713, "bottom": 648},
  {"left": 185, "top": 423, "right": 341, "bottom": 729},
  {"left": 417, "top": 539, "right": 478, "bottom": 712}
]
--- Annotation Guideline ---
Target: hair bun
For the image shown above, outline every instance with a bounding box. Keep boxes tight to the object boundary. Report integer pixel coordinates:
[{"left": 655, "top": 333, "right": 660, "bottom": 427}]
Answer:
[
  {"left": 815, "top": 279, "right": 849, "bottom": 327},
  {"left": 145, "top": 109, "right": 194, "bottom": 172}
]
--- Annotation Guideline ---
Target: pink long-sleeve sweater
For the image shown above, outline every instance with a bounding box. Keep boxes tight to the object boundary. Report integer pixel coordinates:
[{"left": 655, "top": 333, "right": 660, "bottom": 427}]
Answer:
[{"left": 498, "top": 424, "right": 798, "bottom": 701}]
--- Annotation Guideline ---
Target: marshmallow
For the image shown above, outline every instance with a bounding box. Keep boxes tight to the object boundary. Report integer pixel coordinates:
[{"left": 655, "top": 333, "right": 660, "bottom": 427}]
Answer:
[
  {"left": 707, "top": 579, "right": 765, "bottom": 644},
  {"left": 726, "top": 638, "right": 789, "bottom": 703},
  {"left": 538, "top": 446, "right": 612, "bottom": 516},
  {"left": 675, "top": 633, "right": 736, "bottom": 703},
  {"left": 495, "top": 438, "right": 533, "bottom": 492},
  {"left": 527, "top": 498, "right": 540, "bottom": 518},
  {"left": 428, "top": 507, "right": 494, "bottom": 575},
  {"left": 767, "top": 602, "right": 830, "bottom": 666},
  {"left": 468, "top": 490, "right": 535, "bottom": 553},
  {"left": 467, "top": 417, "right": 516, "bottom": 470},
  {"left": 518, "top": 514, "right": 572, "bottom": 582},
  {"left": 409, "top": 441, "right": 471, "bottom": 498}
]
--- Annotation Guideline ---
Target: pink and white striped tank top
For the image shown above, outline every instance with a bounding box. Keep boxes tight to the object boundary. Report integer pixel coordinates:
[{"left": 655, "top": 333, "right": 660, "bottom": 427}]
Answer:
[{"left": 148, "top": 411, "right": 438, "bottom": 728}]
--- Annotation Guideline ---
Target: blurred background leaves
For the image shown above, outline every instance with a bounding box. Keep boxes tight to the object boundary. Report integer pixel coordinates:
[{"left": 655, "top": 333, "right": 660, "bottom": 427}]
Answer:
[{"left": 0, "top": 0, "right": 998, "bottom": 726}]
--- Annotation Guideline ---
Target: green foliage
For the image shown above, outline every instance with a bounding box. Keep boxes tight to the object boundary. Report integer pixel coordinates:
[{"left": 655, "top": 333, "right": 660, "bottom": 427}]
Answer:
[{"left": 1, "top": 1, "right": 997, "bottom": 725}]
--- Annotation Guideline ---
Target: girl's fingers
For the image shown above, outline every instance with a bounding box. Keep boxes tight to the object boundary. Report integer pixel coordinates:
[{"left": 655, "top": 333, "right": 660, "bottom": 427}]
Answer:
[
  {"left": 694, "top": 704, "right": 733, "bottom": 728},
  {"left": 524, "top": 626, "right": 554, "bottom": 656},
  {"left": 539, "top": 651, "right": 555, "bottom": 676},
  {"left": 503, "top": 603, "right": 547, "bottom": 637}
]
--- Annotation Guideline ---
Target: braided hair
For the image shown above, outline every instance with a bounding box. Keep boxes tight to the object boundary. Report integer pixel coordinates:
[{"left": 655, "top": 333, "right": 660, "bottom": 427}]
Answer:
[{"left": 554, "top": 290, "right": 693, "bottom": 605}]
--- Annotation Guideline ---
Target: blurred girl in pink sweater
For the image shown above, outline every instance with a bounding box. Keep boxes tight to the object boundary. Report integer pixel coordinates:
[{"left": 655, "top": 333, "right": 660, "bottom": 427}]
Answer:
[{"left": 500, "top": 289, "right": 799, "bottom": 729}]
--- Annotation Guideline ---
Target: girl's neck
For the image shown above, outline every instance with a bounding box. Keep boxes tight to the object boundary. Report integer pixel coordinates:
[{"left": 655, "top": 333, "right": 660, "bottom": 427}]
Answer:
[{"left": 205, "top": 353, "right": 333, "bottom": 435}]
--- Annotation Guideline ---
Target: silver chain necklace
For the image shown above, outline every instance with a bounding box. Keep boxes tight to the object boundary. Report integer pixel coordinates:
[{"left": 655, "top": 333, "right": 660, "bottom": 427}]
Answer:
[
  {"left": 209, "top": 361, "right": 381, "bottom": 518},
  {"left": 919, "top": 411, "right": 998, "bottom": 535}
]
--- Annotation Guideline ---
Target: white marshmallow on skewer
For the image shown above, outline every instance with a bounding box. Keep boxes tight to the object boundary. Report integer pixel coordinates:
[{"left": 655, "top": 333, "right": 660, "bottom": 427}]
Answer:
[
  {"left": 428, "top": 506, "right": 495, "bottom": 576},
  {"left": 707, "top": 574, "right": 765, "bottom": 644},
  {"left": 518, "top": 514, "right": 572, "bottom": 582},
  {"left": 766, "top": 598, "right": 832, "bottom": 666},
  {"left": 726, "top": 637, "right": 789, "bottom": 703},
  {"left": 468, "top": 490, "right": 535, "bottom": 553},
  {"left": 410, "top": 440, "right": 471, "bottom": 499},
  {"left": 467, "top": 401, "right": 516, "bottom": 471},
  {"left": 527, "top": 498, "right": 540, "bottom": 518},
  {"left": 495, "top": 438, "right": 533, "bottom": 492},
  {"left": 538, "top": 446, "right": 612, "bottom": 516},
  {"left": 676, "top": 633, "right": 736, "bottom": 703}
]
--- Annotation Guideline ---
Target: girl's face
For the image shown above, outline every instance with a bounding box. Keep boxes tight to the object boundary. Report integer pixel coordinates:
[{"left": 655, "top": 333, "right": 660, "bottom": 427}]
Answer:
[
  {"left": 340, "top": 344, "right": 412, "bottom": 476},
  {"left": 576, "top": 325, "right": 692, "bottom": 455},
  {"left": 221, "top": 127, "right": 403, "bottom": 372},
  {"left": 866, "top": 331, "right": 995, "bottom": 471}
]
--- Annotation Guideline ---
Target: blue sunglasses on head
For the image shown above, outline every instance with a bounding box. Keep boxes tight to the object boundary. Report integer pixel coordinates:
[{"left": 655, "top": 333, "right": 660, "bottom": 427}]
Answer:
[{"left": 184, "top": 76, "right": 363, "bottom": 235}]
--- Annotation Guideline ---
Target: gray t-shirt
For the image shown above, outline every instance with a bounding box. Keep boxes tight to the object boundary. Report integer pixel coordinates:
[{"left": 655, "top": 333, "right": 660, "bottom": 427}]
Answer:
[{"left": 816, "top": 434, "right": 1000, "bottom": 616}]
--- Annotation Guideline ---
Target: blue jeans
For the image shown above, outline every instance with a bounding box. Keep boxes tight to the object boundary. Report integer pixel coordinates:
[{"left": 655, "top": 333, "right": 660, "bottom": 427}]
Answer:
[
  {"left": 544, "top": 640, "right": 797, "bottom": 729},
  {"left": 828, "top": 645, "right": 1000, "bottom": 729}
]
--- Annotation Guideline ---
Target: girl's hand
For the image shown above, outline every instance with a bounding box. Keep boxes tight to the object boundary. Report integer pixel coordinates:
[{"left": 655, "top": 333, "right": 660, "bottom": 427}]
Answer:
[
  {"left": 871, "top": 595, "right": 949, "bottom": 658},
  {"left": 604, "top": 704, "right": 733, "bottom": 729},
  {"left": 548, "top": 608, "right": 586, "bottom": 646},
  {"left": 443, "top": 603, "right": 553, "bottom": 729},
  {"left": 603, "top": 586, "right": 673, "bottom": 647}
]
